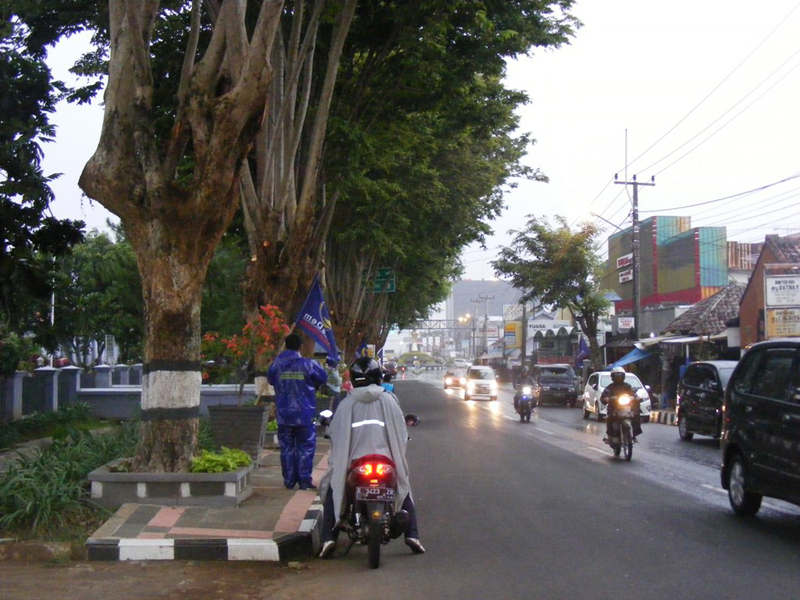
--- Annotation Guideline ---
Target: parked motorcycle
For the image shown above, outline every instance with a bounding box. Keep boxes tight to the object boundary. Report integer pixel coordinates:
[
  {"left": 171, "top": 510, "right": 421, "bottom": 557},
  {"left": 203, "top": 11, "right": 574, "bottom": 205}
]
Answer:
[
  {"left": 605, "top": 393, "right": 636, "bottom": 461},
  {"left": 516, "top": 385, "right": 536, "bottom": 422}
]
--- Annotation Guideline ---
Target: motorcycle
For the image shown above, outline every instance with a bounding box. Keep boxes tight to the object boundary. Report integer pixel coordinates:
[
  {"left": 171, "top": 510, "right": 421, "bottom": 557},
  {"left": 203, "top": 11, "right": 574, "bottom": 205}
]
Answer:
[
  {"left": 604, "top": 393, "right": 636, "bottom": 461},
  {"left": 317, "top": 409, "right": 417, "bottom": 569},
  {"left": 516, "top": 384, "right": 536, "bottom": 422}
]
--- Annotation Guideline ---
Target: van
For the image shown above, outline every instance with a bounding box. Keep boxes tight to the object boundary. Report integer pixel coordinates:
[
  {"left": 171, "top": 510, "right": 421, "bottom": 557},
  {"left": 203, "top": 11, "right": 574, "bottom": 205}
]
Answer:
[
  {"left": 720, "top": 339, "right": 800, "bottom": 515},
  {"left": 676, "top": 361, "right": 737, "bottom": 441},
  {"left": 530, "top": 364, "right": 579, "bottom": 406}
]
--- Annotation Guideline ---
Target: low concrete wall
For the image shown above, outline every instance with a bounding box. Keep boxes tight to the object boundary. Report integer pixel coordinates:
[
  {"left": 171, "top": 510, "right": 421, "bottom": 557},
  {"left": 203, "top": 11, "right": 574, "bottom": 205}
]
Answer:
[{"left": 77, "top": 385, "right": 258, "bottom": 420}]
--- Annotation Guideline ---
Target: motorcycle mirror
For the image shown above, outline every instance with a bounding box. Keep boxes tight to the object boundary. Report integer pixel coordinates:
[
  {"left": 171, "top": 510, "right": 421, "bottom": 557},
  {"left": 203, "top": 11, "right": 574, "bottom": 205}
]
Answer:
[
  {"left": 318, "top": 409, "right": 334, "bottom": 426},
  {"left": 405, "top": 414, "right": 419, "bottom": 427}
]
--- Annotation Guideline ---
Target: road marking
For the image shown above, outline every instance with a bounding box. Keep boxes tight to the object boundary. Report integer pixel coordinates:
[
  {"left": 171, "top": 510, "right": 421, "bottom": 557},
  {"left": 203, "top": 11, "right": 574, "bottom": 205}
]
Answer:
[
  {"left": 701, "top": 484, "right": 727, "bottom": 495},
  {"left": 588, "top": 447, "right": 608, "bottom": 455}
]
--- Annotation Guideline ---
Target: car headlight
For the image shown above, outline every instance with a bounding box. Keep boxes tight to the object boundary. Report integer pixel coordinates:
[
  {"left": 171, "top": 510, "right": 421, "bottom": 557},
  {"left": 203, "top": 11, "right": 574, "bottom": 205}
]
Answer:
[
  {"left": 467, "top": 382, "right": 475, "bottom": 392},
  {"left": 459, "top": 377, "right": 466, "bottom": 385},
  {"left": 490, "top": 381, "right": 498, "bottom": 391},
  {"left": 445, "top": 377, "right": 452, "bottom": 385}
]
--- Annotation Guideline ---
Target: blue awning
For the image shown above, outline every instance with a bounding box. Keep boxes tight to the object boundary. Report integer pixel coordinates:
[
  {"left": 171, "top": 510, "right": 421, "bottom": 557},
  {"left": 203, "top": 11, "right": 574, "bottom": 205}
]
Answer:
[{"left": 608, "top": 347, "right": 651, "bottom": 368}]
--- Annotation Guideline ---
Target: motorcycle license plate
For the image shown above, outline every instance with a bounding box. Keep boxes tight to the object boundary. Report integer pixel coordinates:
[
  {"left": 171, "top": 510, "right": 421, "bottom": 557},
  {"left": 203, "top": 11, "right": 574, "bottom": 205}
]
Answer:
[{"left": 356, "top": 486, "right": 395, "bottom": 502}]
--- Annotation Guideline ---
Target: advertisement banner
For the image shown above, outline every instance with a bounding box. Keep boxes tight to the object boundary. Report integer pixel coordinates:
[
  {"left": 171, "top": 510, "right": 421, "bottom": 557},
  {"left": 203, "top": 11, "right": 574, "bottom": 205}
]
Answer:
[
  {"left": 765, "top": 275, "right": 800, "bottom": 307},
  {"left": 504, "top": 322, "right": 521, "bottom": 348},
  {"left": 766, "top": 308, "right": 800, "bottom": 338}
]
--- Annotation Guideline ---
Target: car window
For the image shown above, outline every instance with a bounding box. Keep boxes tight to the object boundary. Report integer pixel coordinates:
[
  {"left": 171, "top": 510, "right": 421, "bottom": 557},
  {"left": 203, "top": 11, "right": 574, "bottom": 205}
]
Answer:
[
  {"left": 732, "top": 351, "right": 763, "bottom": 395},
  {"left": 682, "top": 366, "right": 702, "bottom": 388},
  {"left": 717, "top": 367, "right": 735, "bottom": 389},
  {"left": 588, "top": 373, "right": 598, "bottom": 389},
  {"left": 751, "top": 348, "right": 796, "bottom": 401},
  {"left": 696, "top": 366, "right": 717, "bottom": 389},
  {"left": 469, "top": 369, "right": 492, "bottom": 380}
]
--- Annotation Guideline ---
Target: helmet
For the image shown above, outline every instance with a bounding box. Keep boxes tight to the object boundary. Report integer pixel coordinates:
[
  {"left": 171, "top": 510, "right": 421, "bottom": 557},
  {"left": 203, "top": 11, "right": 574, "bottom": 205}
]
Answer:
[
  {"left": 522, "top": 365, "right": 530, "bottom": 373},
  {"left": 350, "top": 356, "right": 382, "bottom": 387},
  {"left": 610, "top": 366, "right": 626, "bottom": 383}
]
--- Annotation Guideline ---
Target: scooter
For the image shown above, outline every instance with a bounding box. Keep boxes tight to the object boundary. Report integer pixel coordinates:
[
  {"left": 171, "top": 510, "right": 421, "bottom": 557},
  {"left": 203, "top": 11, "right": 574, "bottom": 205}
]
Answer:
[
  {"left": 317, "top": 410, "right": 417, "bottom": 569},
  {"left": 605, "top": 394, "right": 636, "bottom": 461},
  {"left": 516, "top": 385, "right": 536, "bottom": 422}
]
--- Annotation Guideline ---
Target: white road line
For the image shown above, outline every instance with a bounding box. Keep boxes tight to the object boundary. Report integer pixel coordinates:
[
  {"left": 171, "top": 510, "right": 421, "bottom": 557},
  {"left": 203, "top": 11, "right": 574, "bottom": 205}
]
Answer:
[
  {"left": 701, "top": 484, "right": 727, "bottom": 495},
  {"left": 589, "top": 447, "right": 608, "bottom": 455}
]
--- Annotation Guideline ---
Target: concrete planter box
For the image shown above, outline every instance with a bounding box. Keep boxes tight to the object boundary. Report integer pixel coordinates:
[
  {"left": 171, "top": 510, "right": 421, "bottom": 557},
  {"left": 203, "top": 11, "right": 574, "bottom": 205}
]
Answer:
[
  {"left": 88, "top": 460, "right": 253, "bottom": 510},
  {"left": 207, "top": 404, "right": 269, "bottom": 460}
]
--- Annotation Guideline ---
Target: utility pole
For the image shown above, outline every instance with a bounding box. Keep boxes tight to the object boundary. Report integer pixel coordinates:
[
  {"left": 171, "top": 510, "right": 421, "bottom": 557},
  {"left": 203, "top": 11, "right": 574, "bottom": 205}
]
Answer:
[
  {"left": 614, "top": 173, "right": 654, "bottom": 340},
  {"left": 520, "top": 299, "right": 527, "bottom": 368},
  {"left": 479, "top": 295, "right": 494, "bottom": 356}
]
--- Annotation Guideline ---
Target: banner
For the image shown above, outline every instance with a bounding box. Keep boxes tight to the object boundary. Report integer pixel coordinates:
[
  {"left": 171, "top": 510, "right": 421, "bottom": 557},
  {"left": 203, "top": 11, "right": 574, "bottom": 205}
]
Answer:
[
  {"left": 575, "top": 336, "right": 589, "bottom": 367},
  {"left": 295, "top": 274, "right": 340, "bottom": 365}
]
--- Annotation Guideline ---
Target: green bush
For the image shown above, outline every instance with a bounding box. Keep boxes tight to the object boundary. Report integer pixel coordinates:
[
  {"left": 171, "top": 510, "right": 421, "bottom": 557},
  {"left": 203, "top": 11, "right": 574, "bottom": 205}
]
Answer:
[
  {"left": 0, "top": 423, "right": 139, "bottom": 533},
  {"left": 190, "top": 447, "right": 251, "bottom": 473},
  {"left": 0, "top": 402, "right": 97, "bottom": 450}
]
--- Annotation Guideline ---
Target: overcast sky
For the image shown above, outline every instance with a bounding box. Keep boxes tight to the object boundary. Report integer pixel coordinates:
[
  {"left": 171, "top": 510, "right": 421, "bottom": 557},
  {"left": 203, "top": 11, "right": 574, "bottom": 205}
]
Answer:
[{"left": 42, "top": 2, "right": 800, "bottom": 282}]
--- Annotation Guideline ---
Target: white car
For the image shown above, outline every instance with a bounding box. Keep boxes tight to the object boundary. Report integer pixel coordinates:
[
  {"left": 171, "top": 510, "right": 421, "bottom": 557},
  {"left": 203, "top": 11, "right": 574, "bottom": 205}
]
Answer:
[
  {"left": 581, "top": 371, "right": 652, "bottom": 422},
  {"left": 464, "top": 366, "right": 498, "bottom": 401},
  {"left": 453, "top": 358, "right": 470, "bottom": 369}
]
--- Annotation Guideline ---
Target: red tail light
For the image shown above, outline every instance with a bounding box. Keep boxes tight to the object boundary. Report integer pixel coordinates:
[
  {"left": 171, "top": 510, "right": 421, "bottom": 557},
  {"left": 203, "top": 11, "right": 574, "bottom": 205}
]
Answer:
[{"left": 355, "top": 463, "right": 395, "bottom": 477}]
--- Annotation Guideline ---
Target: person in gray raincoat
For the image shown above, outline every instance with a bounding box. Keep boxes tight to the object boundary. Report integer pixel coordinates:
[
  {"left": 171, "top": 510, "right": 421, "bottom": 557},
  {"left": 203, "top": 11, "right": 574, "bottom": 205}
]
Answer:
[{"left": 318, "top": 356, "right": 425, "bottom": 558}]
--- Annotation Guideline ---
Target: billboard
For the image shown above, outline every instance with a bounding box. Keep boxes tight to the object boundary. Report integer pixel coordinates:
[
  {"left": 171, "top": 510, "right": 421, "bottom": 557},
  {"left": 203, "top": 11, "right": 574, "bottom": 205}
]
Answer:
[
  {"left": 766, "top": 308, "right": 800, "bottom": 338},
  {"left": 765, "top": 275, "right": 800, "bottom": 307}
]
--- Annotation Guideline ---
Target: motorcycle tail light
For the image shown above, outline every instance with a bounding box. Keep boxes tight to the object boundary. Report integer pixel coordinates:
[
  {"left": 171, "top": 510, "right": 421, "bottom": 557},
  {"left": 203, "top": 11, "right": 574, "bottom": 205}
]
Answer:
[{"left": 355, "top": 463, "right": 394, "bottom": 477}]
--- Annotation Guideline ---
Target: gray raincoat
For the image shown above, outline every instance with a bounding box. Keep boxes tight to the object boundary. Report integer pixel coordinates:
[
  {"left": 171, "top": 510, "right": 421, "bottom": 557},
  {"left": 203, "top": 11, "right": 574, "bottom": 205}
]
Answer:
[{"left": 319, "top": 384, "right": 411, "bottom": 521}]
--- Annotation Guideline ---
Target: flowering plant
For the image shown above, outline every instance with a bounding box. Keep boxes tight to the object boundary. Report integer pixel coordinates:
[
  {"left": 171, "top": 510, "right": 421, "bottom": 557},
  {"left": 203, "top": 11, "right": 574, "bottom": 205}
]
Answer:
[{"left": 202, "top": 305, "right": 291, "bottom": 398}]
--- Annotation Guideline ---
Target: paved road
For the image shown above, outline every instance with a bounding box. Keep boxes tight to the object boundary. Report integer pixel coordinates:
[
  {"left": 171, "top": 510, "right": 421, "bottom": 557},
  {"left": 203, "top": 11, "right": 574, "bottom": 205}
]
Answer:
[
  {"left": 4, "top": 372, "right": 800, "bottom": 599},
  {"left": 285, "top": 372, "right": 800, "bottom": 600}
]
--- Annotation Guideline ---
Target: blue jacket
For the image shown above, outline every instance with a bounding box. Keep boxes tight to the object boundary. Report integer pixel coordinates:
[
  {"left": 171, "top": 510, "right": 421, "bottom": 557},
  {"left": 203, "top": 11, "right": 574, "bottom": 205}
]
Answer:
[{"left": 267, "top": 350, "right": 327, "bottom": 426}]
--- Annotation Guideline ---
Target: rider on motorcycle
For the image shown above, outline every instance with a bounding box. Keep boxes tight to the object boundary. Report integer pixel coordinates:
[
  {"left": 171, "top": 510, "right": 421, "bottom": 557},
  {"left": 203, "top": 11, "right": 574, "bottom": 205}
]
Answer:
[
  {"left": 513, "top": 365, "right": 535, "bottom": 413},
  {"left": 600, "top": 366, "right": 643, "bottom": 441},
  {"left": 318, "top": 356, "right": 425, "bottom": 559}
]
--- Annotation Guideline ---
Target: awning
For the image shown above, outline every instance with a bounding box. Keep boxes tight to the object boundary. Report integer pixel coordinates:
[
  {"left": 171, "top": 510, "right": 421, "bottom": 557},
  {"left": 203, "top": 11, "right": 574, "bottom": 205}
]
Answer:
[{"left": 608, "top": 347, "right": 652, "bottom": 368}]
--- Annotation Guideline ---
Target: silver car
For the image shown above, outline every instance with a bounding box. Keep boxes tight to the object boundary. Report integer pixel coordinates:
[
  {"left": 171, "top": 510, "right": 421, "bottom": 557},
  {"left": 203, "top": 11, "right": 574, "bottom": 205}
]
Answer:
[
  {"left": 581, "top": 371, "right": 652, "bottom": 422},
  {"left": 464, "top": 366, "right": 499, "bottom": 401}
]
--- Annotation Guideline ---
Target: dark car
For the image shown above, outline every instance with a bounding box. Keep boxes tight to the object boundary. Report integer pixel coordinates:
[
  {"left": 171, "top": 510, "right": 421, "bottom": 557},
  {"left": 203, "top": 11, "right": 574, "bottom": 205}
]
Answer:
[
  {"left": 676, "top": 360, "right": 737, "bottom": 441},
  {"left": 531, "top": 364, "right": 579, "bottom": 406},
  {"left": 720, "top": 339, "right": 800, "bottom": 516}
]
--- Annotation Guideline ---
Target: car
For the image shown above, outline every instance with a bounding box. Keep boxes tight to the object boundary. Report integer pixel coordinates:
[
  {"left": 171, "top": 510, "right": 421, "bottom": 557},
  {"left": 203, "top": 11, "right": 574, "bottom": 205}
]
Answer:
[
  {"left": 720, "top": 339, "right": 800, "bottom": 516},
  {"left": 530, "top": 364, "right": 580, "bottom": 406},
  {"left": 443, "top": 368, "right": 467, "bottom": 390},
  {"left": 453, "top": 358, "right": 470, "bottom": 369},
  {"left": 384, "top": 361, "right": 399, "bottom": 377},
  {"left": 581, "top": 371, "right": 652, "bottom": 421},
  {"left": 464, "top": 365, "right": 498, "bottom": 401},
  {"left": 676, "top": 360, "right": 737, "bottom": 441}
]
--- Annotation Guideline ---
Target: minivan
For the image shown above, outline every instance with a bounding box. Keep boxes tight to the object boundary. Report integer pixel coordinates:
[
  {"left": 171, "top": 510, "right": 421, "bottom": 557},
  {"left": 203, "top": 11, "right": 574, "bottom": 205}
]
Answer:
[
  {"left": 676, "top": 360, "right": 737, "bottom": 441},
  {"left": 530, "top": 364, "right": 579, "bottom": 406},
  {"left": 720, "top": 339, "right": 800, "bottom": 516}
]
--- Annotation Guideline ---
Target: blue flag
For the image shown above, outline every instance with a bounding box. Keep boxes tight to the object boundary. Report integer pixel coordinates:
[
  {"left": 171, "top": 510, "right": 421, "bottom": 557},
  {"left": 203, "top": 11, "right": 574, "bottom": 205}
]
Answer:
[
  {"left": 575, "top": 336, "right": 590, "bottom": 367},
  {"left": 295, "top": 275, "right": 340, "bottom": 365}
]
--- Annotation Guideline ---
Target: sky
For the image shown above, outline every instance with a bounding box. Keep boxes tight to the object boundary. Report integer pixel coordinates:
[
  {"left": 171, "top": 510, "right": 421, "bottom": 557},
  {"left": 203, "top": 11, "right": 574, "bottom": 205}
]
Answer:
[{"left": 41, "top": 2, "right": 800, "bottom": 281}]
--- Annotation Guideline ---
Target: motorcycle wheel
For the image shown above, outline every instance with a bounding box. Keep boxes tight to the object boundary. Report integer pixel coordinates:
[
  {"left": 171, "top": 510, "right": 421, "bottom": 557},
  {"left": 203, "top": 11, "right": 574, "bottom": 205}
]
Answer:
[
  {"left": 612, "top": 445, "right": 621, "bottom": 457},
  {"left": 367, "top": 510, "right": 381, "bottom": 569},
  {"left": 622, "top": 424, "right": 633, "bottom": 461},
  {"left": 525, "top": 411, "right": 531, "bottom": 422}
]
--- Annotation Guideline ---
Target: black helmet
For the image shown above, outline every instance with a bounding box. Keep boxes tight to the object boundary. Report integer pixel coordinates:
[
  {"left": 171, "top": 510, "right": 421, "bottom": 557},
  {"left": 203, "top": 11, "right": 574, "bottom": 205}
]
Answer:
[
  {"left": 610, "top": 366, "right": 626, "bottom": 383},
  {"left": 350, "top": 356, "right": 382, "bottom": 387}
]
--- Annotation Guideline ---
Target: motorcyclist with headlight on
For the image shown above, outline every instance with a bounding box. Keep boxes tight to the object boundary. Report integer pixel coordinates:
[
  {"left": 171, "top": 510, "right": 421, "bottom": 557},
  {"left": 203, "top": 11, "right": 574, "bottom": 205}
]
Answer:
[
  {"left": 601, "top": 366, "right": 643, "bottom": 442},
  {"left": 318, "top": 356, "right": 425, "bottom": 559},
  {"left": 513, "top": 365, "right": 535, "bottom": 414}
]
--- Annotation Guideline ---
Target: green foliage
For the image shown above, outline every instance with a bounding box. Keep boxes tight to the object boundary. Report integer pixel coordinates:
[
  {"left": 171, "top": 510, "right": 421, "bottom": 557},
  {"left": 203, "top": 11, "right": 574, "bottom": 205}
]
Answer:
[
  {"left": 190, "top": 447, "right": 251, "bottom": 474},
  {"left": 492, "top": 215, "right": 610, "bottom": 364},
  {"left": 0, "top": 402, "right": 95, "bottom": 450},
  {"left": 0, "top": 330, "right": 40, "bottom": 377},
  {"left": 46, "top": 229, "right": 143, "bottom": 365},
  {"left": 0, "top": 422, "right": 138, "bottom": 533}
]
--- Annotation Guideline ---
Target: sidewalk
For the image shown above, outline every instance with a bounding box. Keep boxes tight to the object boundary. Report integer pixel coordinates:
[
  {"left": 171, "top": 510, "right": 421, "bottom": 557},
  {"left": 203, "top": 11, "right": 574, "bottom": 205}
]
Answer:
[{"left": 85, "top": 437, "right": 330, "bottom": 563}]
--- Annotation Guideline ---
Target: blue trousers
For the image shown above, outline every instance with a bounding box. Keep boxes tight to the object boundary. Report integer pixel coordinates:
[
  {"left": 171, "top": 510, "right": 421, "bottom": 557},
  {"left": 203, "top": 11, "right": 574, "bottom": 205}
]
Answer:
[{"left": 278, "top": 424, "right": 316, "bottom": 488}]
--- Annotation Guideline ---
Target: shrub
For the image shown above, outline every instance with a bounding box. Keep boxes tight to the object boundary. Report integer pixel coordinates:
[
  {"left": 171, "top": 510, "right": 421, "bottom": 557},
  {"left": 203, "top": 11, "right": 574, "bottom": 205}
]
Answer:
[
  {"left": 0, "top": 423, "right": 139, "bottom": 533},
  {"left": 190, "top": 447, "right": 251, "bottom": 473}
]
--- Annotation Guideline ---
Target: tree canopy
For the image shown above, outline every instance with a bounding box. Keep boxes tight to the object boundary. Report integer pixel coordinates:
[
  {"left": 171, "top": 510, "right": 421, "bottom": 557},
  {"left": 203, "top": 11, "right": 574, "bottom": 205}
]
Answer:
[{"left": 492, "top": 215, "right": 609, "bottom": 366}]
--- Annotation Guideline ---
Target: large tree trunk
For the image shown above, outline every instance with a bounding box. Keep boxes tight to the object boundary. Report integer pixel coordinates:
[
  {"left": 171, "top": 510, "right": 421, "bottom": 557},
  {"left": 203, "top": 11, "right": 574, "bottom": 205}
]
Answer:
[{"left": 79, "top": 1, "right": 284, "bottom": 472}]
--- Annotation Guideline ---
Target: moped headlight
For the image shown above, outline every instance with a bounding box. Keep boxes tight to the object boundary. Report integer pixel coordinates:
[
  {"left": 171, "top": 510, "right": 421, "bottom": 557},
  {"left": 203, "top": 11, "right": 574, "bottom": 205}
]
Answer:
[
  {"left": 522, "top": 386, "right": 532, "bottom": 395},
  {"left": 618, "top": 394, "right": 632, "bottom": 406}
]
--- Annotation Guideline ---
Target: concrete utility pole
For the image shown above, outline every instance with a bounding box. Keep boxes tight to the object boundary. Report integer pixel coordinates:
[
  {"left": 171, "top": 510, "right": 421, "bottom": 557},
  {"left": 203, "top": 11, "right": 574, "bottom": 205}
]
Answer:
[
  {"left": 474, "top": 295, "right": 494, "bottom": 355},
  {"left": 614, "top": 173, "right": 654, "bottom": 340}
]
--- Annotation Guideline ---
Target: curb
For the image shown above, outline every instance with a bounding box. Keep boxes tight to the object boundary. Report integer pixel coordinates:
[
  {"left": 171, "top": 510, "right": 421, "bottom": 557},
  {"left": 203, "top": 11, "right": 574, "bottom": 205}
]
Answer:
[
  {"left": 649, "top": 410, "right": 677, "bottom": 425},
  {"left": 84, "top": 496, "right": 324, "bottom": 562}
]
